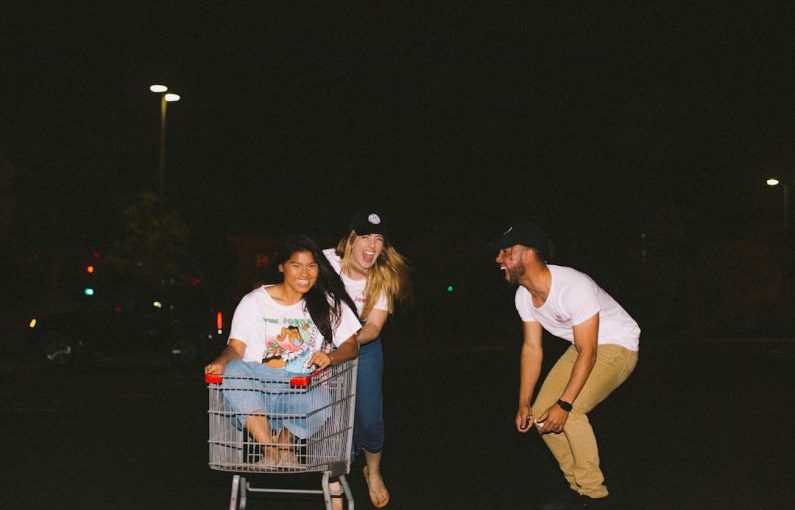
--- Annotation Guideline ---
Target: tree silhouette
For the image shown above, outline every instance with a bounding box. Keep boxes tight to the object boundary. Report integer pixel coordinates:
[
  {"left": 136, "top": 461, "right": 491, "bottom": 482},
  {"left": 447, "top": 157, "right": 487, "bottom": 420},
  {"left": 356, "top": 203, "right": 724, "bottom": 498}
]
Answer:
[{"left": 106, "top": 191, "right": 194, "bottom": 288}]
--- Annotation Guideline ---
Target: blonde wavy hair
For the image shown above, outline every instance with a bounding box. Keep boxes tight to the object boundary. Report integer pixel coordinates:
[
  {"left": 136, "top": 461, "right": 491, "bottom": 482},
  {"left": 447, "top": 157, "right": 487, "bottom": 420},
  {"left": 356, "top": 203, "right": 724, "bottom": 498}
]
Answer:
[{"left": 336, "top": 231, "right": 412, "bottom": 319}]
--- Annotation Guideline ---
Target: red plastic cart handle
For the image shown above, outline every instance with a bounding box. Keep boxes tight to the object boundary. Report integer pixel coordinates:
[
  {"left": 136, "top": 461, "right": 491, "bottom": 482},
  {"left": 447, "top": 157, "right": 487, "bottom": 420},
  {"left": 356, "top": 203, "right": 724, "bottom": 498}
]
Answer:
[
  {"left": 289, "top": 375, "right": 311, "bottom": 388},
  {"left": 204, "top": 373, "right": 313, "bottom": 387},
  {"left": 205, "top": 373, "right": 223, "bottom": 384}
]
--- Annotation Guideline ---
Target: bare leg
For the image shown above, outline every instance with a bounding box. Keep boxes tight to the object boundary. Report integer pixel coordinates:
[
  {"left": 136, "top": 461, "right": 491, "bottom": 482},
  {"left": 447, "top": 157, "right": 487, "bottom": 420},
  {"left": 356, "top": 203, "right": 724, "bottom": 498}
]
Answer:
[
  {"left": 275, "top": 428, "right": 300, "bottom": 467},
  {"left": 363, "top": 450, "right": 389, "bottom": 507},
  {"left": 245, "top": 414, "right": 272, "bottom": 443},
  {"left": 245, "top": 414, "right": 278, "bottom": 463},
  {"left": 275, "top": 427, "right": 294, "bottom": 443}
]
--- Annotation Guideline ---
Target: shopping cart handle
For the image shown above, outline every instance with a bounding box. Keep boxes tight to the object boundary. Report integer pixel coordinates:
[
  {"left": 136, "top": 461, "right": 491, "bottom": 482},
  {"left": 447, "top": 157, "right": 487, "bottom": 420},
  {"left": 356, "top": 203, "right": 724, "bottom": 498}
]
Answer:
[
  {"left": 205, "top": 373, "right": 223, "bottom": 384},
  {"left": 203, "top": 373, "right": 314, "bottom": 386},
  {"left": 289, "top": 375, "right": 312, "bottom": 388}
]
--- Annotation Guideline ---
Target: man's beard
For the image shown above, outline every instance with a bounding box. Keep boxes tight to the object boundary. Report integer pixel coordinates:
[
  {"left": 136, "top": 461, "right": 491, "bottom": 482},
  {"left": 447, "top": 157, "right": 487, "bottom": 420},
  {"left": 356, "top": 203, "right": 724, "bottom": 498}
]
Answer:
[{"left": 506, "top": 263, "right": 524, "bottom": 285}]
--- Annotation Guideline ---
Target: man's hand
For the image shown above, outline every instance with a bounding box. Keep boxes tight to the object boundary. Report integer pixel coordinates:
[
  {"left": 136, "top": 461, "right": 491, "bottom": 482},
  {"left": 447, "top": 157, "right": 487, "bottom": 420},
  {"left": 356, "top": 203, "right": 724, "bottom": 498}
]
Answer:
[
  {"left": 516, "top": 404, "right": 534, "bottom": 433},
  {"left": 534, "top": 404, "right": 569, "bottom": 434}
]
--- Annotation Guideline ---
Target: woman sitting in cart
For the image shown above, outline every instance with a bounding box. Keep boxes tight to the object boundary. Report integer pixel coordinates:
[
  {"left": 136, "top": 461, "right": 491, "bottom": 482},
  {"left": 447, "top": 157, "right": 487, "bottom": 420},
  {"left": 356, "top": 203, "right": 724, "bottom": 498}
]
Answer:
[{"left": 204, "top": 234, "right": 361, "bottom": 466}]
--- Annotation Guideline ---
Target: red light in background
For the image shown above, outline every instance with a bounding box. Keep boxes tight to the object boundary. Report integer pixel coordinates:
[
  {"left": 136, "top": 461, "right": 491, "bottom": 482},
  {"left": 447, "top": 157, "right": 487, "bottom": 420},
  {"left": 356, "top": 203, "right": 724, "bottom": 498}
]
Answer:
[
  {"left": 92, "top": 251, "right": 101, "bottom": 259},
  {"left": 114, "top": 305, "right": 122, "bottom": 313},
  {"left": 86, "top": 265, "right": 95, "bottom": 274},
  {"left": 216, "top": 311, "right": 223, "bottom": 331},
  {"left": 192, "top": 278, "right": 201, "bottom": 286}
]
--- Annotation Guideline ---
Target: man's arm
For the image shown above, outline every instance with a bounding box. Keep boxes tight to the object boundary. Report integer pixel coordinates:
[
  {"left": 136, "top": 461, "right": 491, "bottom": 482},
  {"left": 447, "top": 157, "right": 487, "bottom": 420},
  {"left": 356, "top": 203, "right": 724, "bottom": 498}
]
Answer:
[
  {"left": 535, "top": 313, "right": 599, "bottom": 433},
  {"left": 516, "top": 320, "right": 544, "bottom": 433},
  {"left": 560, "top": 313, "right": 599, "bottom": 403}
]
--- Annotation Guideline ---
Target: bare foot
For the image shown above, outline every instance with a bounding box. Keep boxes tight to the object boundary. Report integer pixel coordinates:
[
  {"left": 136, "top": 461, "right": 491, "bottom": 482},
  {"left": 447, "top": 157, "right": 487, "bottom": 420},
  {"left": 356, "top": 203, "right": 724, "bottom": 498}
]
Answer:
[
  {"left": 258, "top": 446, "right": 279, "bottom": 466},
  {"left": 363, "top": 465, "right": 390, "bottom": 508},
  {"left": 277, "top": 448, "right": 302, "bottom": 468}
]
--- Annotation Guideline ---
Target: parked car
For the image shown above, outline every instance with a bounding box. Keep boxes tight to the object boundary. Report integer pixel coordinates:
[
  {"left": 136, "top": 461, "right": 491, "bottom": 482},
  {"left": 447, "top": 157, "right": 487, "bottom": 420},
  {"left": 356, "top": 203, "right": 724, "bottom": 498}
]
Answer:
[{"left": 27, "top": 282, "right": 231, "bottom": 366}]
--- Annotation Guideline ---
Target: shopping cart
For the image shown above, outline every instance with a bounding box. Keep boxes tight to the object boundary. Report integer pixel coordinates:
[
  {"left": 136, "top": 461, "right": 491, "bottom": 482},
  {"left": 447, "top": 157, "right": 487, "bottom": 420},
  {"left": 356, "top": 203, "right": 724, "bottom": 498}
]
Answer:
[{"left": 206, "top": 359, "right": 358, "bottom": 509}]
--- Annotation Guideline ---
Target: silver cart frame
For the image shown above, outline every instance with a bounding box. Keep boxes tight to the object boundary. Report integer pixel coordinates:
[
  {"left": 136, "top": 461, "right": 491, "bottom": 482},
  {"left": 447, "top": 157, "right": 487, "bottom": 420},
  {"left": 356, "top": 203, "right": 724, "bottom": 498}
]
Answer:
[{"left": 206, "top": 360, "right": 358, "bottom": 509}]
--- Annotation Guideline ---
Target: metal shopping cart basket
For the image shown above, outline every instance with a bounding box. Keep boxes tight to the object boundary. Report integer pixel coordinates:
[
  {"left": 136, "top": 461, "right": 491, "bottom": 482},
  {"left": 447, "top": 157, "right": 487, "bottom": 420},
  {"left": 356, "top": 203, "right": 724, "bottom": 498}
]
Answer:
[{"left": 206, "top": 359, "right": 358, "bottom": 509}]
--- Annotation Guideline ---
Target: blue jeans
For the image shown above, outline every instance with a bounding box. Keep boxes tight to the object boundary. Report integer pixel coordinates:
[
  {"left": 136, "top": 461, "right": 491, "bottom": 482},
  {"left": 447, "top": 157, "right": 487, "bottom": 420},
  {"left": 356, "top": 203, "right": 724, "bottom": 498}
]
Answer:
[
  {"left": 221, "top": 359, "right": 330, "bottom": 440},
  {"left": 354, "top": 337, "right": 384, "bottom": 453}
]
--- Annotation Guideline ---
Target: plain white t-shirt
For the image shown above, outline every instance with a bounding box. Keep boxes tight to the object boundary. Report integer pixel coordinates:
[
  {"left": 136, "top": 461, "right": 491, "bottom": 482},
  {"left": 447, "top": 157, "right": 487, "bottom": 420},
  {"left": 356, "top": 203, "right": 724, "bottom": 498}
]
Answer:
[
  {"left": 323, "top": 248, "right": 388, "bottom": 319},
  {"left": 229, "top": 285, "right": 361, "bottom": 371},
  {"left": 515, "top": 265, "right": 640, "bottom": 351}
]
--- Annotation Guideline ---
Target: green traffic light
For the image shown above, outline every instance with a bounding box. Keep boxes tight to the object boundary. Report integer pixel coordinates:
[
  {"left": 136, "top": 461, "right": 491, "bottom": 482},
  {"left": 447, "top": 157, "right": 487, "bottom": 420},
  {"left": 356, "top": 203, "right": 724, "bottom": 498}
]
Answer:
[{"left": 447, "top": 285, "right": 454, "bottom": 292}]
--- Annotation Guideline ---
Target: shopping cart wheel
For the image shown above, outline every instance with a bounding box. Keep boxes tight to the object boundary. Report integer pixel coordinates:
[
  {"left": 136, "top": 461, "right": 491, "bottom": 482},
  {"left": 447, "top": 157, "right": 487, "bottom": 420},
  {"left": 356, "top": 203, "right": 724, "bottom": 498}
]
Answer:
[
  {"left": 322, "top": 472, "right": 355, "bottom": 510},
  {"left": 340, "top": 475, "right": 354, "bottom": 510},
  {"left": 229, "top": 475, "right": 245, "bottom": 510},
  {"left": 239, "top": 476, "right": 247, "bottom": 510}
]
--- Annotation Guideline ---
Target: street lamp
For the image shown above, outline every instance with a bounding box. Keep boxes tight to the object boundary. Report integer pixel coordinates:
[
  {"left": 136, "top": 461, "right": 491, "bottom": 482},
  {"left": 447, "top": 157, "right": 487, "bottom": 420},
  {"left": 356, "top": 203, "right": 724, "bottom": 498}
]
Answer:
[
  {"left": 766, "top": 177, "right": 791, "bottom": 234},
  {"left": 767, "top": 176, "right": 793, "bottom": 278},
  {"left": 149, "top": 84, "right": 181, "bottom": 212}
]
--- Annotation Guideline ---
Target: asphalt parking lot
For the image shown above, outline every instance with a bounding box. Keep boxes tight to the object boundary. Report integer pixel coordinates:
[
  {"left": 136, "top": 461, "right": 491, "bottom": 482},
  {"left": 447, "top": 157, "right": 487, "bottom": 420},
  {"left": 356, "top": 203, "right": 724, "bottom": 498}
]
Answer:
[{"left": 0, "top": 336, "right": 792, "bottom": 509}]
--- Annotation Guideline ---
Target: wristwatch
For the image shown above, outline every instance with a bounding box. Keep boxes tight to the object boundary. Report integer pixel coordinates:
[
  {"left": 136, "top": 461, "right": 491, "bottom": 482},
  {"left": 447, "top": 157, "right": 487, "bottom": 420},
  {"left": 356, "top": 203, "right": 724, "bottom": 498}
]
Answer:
[{"left": 557, "top": 399, "right": 573, "bottom": 412}]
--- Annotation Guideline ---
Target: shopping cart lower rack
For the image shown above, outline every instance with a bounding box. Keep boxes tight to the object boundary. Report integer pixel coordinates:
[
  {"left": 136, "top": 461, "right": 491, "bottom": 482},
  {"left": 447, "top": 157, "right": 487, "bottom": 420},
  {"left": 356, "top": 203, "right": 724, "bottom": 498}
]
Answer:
[{"left": 206, "top": 359, "right": 358, "bottom": 509}]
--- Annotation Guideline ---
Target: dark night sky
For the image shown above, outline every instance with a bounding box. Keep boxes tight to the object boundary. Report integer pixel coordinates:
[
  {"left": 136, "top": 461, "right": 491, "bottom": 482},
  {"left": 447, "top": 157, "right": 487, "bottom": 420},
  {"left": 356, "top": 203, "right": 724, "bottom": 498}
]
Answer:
[{"left": 2, "top": 3, "right": 794, "bottom": 268}]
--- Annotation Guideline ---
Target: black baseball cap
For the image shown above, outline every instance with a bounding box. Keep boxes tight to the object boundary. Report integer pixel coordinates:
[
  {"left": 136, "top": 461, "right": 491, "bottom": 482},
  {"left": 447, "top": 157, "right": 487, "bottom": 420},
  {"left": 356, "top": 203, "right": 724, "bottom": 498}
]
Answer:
[
  {"left": 491, "top": 222, "right": 553, "bottom": 262},
  {"left": 348, "top": 210, "right": 388, "bottom": 237}
]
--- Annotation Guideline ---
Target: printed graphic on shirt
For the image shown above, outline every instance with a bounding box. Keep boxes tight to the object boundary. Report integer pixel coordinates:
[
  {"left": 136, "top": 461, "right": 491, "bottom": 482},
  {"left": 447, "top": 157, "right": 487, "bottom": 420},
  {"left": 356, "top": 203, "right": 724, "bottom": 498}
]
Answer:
[{"left": 261, "top": 318, "right": 318, "bottom": 363}]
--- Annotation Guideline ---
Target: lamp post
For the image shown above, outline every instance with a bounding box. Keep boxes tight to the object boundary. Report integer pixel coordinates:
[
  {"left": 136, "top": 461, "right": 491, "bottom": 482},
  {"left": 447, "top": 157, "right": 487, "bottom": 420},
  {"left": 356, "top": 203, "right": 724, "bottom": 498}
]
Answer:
[
  {"left": 767, "top": 177, "right": 792, "bottom": 277},
  {"left": 149, "top": 84, "right": 180, "bottom": 213},
  {"left": 766, "top": 177, "right": 791, "bottom": 233}
]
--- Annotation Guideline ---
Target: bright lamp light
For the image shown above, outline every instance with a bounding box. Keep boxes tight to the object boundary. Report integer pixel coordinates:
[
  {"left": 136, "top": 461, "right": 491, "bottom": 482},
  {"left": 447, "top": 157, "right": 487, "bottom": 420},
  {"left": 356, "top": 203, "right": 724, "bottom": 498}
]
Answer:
[
  {"left": 767, "top": 178, "right": 780, "bottom": 186},
  {"left": 164, "top": 93, "right": 180, "bottom": 102},
  {"left": 150, "top": 84, "right": 168, "bottom": 93}
]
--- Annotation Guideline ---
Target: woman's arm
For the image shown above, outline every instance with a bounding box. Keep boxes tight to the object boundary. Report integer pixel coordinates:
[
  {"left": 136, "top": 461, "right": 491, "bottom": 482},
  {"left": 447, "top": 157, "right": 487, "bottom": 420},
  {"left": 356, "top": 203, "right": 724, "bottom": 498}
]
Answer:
[
  {"left": 356, "top": 308, "right": 388, "bottom": 344},
  {"left": 204, "top": 338, "right": 246, "bottom": 374},
  {"left": 307, "top": 334, "right": 359, "bottom": 370}
]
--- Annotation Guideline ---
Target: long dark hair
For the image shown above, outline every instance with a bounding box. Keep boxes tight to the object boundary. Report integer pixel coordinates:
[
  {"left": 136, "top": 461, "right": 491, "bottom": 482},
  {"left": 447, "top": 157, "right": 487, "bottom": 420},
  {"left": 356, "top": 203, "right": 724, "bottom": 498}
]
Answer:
[{"left": 274, "top": 235, "right": 359, "bottom": 345}]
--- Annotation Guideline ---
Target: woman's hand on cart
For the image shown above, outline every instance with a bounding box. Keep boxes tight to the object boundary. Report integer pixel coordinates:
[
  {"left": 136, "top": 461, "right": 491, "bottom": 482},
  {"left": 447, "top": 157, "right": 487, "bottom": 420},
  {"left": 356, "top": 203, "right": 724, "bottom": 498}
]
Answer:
[
  {"left": 306, "top": 350, "right": 334, "bottom": 372},
  {"left": 205, "top": 360, "right": 226, "bottom": 375},
  {"left": 204, "top": 339, "right": 246, "bottom": 375},
  {"left": 306, "top": 335, "right": 359, "bottom": 371}
]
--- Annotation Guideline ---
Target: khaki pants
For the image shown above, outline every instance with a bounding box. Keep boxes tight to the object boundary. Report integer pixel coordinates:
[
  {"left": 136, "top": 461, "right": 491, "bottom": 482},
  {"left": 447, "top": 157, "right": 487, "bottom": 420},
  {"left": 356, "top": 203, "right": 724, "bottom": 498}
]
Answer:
[{"left": 532, "top": 343, "right": 638, "bottom": 498}]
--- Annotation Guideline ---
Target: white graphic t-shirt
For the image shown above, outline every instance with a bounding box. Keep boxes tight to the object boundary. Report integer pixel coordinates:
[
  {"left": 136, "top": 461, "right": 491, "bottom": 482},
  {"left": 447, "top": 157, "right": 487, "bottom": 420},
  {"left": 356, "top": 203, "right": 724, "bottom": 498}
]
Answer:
[
  {"left": 229, "top": 285, "right": 361, "bottom": 373},
  {"left": 515, "top": 265, "right": 640, "bottom": 351},
  {"left": 323, "top": 248, "right": 388, "bottom": 319}
]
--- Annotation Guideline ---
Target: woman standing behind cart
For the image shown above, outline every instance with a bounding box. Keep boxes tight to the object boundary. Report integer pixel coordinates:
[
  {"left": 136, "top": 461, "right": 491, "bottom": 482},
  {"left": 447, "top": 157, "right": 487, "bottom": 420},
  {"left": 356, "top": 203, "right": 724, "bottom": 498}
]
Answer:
[
  {"left": 324, "top": 210, "right": 411, "bottom": 508},
  {"left": 204, "top": 235, "right": 361, "bottom": 466}
]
